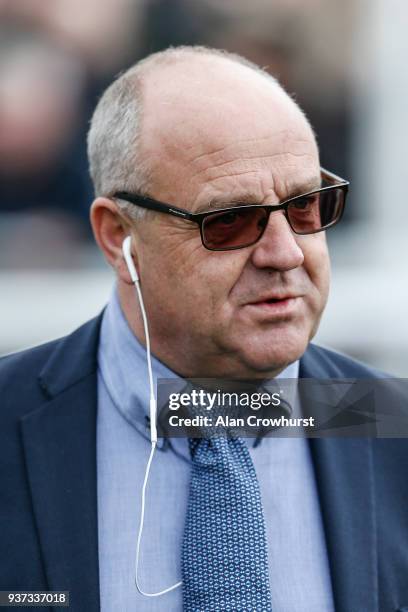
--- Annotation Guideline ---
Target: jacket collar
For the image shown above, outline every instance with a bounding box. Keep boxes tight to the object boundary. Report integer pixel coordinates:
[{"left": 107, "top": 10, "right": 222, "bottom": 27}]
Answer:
[{"left": 38, "top": 313, "right": 104, "bottom": 398}]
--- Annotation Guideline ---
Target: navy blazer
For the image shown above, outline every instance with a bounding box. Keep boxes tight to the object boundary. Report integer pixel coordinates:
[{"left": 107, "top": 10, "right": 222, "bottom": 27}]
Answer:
[{"left": 1, "top": 314, "right": 408, "bottom": 612}]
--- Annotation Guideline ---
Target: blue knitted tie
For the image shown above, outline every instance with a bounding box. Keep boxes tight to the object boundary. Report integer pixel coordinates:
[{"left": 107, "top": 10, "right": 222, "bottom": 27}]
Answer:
[{"left": 182, "top": 436, "right": 273, "bottom": 611}]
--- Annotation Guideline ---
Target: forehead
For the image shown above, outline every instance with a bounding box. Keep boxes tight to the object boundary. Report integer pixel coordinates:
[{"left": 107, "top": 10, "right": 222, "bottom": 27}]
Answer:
[{"left": 140, "top": 56, "right": 319, "bottom": 205}]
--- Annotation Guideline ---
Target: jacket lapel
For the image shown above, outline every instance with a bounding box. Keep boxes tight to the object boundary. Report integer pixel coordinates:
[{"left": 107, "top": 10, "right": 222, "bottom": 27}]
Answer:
[
  {"left": 300, "top": 347, "right": 378, "bottom": 612},
  {"left": 20, "top": 315, "right": 103, "bottom": 611}
]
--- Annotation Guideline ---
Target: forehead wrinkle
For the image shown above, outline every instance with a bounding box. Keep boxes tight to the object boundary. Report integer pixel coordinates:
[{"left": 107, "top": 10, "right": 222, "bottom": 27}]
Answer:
[
  {"left": 187, "top": 134, "right": 316, "bottom": 182},
  {"left": 187, "top": 130, "right": 312, "bottom": 161},
  {"left": 189, "top": 152, "right": 283, "bottom": 182},
  {"left": 187, "top": 134, "right": 285, "bottom": 167},
  {"left": 189, "top": 149, "right": 318, "bottom": 200}
]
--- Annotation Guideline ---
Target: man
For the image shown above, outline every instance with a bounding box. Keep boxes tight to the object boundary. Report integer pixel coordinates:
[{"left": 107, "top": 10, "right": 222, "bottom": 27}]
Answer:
[{"left": 1, "top": 46, "right": 408, "bottom": 612}]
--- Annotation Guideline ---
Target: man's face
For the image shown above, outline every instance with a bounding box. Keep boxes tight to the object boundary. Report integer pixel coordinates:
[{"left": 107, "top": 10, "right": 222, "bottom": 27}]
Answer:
[{"left": 129, "top": 58, "right": 330, "bottom": 378}]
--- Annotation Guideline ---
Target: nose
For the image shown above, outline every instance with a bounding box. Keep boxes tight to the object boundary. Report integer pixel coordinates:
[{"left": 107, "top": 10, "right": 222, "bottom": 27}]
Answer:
[{"left": 250, "top": 209, "right": 304, "bottom": 271}]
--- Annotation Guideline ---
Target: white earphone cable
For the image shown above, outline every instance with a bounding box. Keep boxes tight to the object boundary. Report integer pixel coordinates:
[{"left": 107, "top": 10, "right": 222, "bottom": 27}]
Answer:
[{"left": 124, "top": 236, "right": 182, "bottom": 596}]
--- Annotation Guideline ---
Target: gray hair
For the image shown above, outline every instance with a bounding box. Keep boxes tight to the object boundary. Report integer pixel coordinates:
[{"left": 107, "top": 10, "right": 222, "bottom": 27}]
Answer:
[{"left": 87, "top": 45, "right": 284, "bottom": 221}]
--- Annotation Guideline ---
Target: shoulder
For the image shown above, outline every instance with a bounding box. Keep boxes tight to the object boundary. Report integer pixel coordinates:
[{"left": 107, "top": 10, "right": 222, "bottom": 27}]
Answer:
[
  {"left": 0, "top": 337, "right": 61, "bottom": 384},
  {"left": 0, "top": 339, "right": 61, "bottom": 420},
  {"left": 301, "top": 343, "right": 389, "bottom": 379},
  {"left": 0, "top": 314, "right": 103, "bottom": 422}
]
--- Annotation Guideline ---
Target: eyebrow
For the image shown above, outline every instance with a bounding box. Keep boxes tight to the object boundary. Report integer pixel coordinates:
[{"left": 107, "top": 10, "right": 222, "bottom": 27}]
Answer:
[
  {"left": 287, "top": 175, "right": 322, "bottom": 197},
  {"left": 195, "top": 193, "right": 263, "bottom": 213},
  {"left": 194, "top": 175, "right": 322, "bottom": 214}
]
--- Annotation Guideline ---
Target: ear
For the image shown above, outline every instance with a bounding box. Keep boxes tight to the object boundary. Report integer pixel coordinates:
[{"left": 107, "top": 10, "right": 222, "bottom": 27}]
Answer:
[{"left": 90, "top": 197, "right": 138, "bottom": 285}]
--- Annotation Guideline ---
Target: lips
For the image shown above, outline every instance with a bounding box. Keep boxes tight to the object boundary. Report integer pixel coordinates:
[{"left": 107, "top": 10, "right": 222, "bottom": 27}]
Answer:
[
  {"left": 243, "top": 294, "right": 302, "bottom": 318},
  {"left": 248, "top": 294, "right": 298, "bottom": 305}
]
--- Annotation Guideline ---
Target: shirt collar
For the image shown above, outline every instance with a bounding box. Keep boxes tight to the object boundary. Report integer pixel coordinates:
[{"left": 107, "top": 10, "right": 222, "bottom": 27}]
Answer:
[
  {"left": 98, "top": 285, "right": 299, "bottom": 449},
  {"left": 98, "top": 285, "right": 178, "bottom": 447}
]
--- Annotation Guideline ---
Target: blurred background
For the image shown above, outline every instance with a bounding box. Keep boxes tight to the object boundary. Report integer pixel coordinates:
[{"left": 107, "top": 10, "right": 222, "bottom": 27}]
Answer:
[{"left": 0, "top": 0, "right": 406, "bottom": 375}]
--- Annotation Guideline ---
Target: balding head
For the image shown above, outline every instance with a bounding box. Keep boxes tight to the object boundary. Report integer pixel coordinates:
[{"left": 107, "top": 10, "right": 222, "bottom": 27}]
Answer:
[{"left": 87, "top": 46, "right": 314, "bottom": 218}]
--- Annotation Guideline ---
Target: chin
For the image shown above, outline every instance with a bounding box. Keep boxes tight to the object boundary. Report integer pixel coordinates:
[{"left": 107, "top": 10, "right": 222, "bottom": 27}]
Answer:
[{"left": 237, "top": 327, "right": 310, "bottom": 375}]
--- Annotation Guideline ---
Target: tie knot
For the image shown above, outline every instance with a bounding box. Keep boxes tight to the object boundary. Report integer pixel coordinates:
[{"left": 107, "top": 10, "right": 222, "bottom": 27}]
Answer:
[
  {"left": 188, "top": 436, "right": 230, "bottom": 460},
  {"left": 188, "top": 436, "right": 254, "bottom": 475}
]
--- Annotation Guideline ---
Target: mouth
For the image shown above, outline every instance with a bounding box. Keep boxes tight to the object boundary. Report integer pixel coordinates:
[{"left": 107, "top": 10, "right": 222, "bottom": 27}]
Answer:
[
  {"left": 244, "top": 295, "right": 302, "bottom": 317},
  {"left": 262, "top": 297, "right": 291, "bottom": 304},
  {"left": 248, "top": 293, "right": 299, "bottom": 304}
]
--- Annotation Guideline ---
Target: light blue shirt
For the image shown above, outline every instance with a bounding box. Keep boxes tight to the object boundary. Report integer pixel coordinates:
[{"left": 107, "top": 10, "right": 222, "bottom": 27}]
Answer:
[{"left": 97, "top": 287, "right": 335, "bottom": 611}]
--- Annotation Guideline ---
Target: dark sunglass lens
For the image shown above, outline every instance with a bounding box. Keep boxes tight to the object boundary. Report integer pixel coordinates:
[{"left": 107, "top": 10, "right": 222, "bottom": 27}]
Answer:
[
  {"left": 202, "top": 207, "right": 268, "bottom": 249},
  {"left": 287, "top": 188, "right": 344, "bottom": 234}
]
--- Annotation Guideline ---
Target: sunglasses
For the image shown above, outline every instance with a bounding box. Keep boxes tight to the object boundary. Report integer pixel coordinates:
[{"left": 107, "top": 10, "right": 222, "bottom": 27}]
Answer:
[{"left": 113, "top": 168, "right": 349, "bottom": 251}]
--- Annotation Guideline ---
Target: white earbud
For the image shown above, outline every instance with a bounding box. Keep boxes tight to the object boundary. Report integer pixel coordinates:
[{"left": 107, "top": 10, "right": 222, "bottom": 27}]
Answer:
[{"left": 122, "top": 235, "right": 139, "bottom": 283}]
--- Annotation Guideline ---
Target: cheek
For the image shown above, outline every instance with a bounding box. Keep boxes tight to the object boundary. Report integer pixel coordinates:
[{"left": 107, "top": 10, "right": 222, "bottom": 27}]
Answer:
[
  {"left": 301, "top": 234, "right": 331, "bottom": 305},
  {"left": 180, "top": 255, "right": 246, "bottom": 318},
  {"left": 140, "top": 240, "right": 245, "bottom": 325}
]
